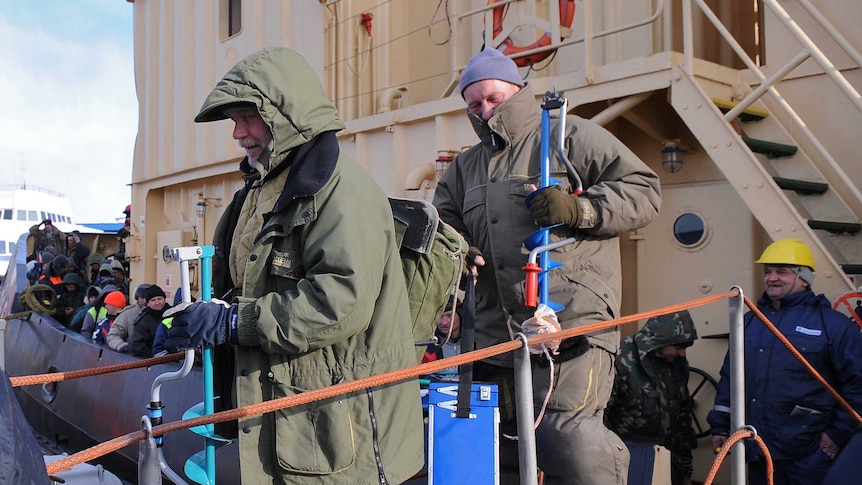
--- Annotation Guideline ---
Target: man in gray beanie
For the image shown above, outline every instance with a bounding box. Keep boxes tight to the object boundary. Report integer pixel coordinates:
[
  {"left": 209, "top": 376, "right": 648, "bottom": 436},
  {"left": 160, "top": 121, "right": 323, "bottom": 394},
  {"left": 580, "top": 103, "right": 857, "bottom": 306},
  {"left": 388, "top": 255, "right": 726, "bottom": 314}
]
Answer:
[
  {"left": 107, "top": 283, "right": 152, "bottom": 352},
  {"left": 433, "top": 48, "right": 662, "bottom": 485}
]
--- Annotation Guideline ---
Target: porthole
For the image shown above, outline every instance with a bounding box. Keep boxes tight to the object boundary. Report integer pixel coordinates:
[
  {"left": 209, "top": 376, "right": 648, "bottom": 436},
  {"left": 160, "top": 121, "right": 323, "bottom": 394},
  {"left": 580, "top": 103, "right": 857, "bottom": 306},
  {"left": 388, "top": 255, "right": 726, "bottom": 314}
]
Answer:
[{"left": 673, "top": 212, "right": 709, "bottom": 249}]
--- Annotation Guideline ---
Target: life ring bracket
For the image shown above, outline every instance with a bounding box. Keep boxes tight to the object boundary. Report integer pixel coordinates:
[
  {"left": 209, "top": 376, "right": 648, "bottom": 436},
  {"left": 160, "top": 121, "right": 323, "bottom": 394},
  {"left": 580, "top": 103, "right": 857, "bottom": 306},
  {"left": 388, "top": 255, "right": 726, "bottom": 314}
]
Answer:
[{"left": 486, "top": 0, "right": 576, "bottom": 67}]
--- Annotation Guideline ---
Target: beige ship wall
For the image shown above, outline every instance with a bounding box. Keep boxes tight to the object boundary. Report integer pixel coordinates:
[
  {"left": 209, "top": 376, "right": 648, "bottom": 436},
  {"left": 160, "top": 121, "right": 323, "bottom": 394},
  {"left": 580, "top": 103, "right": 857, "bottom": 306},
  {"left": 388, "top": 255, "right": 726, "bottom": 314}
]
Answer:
[
  {"left": 128, "top": 0, "right": 325, "bottom": 298},
  {"left": 128, "top": 2, "right": 860, "bottom": 481}
]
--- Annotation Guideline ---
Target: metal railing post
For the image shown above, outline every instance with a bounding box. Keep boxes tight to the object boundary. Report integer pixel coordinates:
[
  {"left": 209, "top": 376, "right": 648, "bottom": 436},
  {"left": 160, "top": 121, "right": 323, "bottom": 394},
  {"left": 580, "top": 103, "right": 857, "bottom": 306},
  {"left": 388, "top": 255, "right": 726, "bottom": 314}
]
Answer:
[
  {"left": 729, "top": 286, "right": 746, "bottom": 484},
  {"left": 514, "top": 333, "right": 538, "bottom": 485}
]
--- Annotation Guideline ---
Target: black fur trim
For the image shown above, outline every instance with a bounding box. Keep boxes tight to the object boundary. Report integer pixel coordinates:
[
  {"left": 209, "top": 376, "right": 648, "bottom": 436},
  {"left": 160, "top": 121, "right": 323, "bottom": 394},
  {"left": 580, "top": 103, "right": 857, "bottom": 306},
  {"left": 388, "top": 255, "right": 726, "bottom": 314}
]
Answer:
[{"left": 533, "top": 335, "right": 590, "bottom": 368}]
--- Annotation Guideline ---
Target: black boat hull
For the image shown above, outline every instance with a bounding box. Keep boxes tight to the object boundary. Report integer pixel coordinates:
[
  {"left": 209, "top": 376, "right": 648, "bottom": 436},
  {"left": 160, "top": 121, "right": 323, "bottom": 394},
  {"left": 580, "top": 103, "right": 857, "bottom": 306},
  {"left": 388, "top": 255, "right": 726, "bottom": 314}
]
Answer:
[{"left": 5, "top": 313, "right": 240, "bottom": 484}]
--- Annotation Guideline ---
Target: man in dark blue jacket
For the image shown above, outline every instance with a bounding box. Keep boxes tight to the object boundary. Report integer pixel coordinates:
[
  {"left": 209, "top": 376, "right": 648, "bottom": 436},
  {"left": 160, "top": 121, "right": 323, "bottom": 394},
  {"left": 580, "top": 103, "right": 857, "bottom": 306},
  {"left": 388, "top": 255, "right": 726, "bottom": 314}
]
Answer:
[{"left": 707, "top": 238, "right": 862, "bottom": 485}]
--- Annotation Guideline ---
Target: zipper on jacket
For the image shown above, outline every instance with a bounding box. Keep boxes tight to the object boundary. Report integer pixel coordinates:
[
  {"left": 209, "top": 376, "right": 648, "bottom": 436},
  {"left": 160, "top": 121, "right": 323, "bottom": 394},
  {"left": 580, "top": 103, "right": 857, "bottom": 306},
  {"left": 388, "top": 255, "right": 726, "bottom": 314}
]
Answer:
[{"left": 366, "top": 388, "right": 388, "bottom": 484}]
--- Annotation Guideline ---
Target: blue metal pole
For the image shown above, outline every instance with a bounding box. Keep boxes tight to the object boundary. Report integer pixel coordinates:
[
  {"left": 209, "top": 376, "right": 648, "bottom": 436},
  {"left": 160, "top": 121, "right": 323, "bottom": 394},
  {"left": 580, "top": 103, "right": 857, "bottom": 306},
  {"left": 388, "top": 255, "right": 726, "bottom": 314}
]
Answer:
[
  {"left": 539, "top": 108, "right": 552, "bottom": 307},
  {"left": 200, "top": 246, "right": 216, "bottom": 484}
]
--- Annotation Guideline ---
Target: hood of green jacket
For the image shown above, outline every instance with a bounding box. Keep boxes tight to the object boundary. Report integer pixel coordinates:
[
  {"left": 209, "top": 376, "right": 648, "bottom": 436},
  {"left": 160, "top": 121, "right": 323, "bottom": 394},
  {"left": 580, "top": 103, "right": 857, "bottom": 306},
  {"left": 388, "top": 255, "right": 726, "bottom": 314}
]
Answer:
[
  {"left": 635, "top": 310, "right": 698, "bottom": 360},
  {"left": 194, "top": 47, "right": 346, "bottom": 174}
]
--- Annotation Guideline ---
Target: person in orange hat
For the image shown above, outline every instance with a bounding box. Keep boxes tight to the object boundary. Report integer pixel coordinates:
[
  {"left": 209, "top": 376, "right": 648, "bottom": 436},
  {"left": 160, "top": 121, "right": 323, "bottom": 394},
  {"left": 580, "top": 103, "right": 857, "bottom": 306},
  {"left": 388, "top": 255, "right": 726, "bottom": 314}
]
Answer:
[{"left": 92, "top": 291, "right": 126, "bottom": 345}]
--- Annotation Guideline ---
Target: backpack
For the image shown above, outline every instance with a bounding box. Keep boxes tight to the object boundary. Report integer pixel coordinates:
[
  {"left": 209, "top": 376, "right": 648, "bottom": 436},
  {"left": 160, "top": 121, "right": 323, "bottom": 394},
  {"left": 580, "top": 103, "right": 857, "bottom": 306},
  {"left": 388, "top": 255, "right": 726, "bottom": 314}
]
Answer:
[
  {"left": 68, "top": 302, "right": 93, "bottom": 333},
  {"left": 390, "top": 198, "right": 468, "bottom": 363}
]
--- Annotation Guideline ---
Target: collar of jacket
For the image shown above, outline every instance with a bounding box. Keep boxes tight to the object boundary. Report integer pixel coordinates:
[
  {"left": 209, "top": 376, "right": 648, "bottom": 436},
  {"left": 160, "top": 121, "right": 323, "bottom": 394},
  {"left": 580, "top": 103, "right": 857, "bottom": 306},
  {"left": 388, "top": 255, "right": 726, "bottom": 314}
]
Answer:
[
  {"left": 757, "top": 288, "right": 826, "bottom": 311},
  {"left": 468, "top": 84, "right": 541, "bottom": 153},
  {"left": 268, "top": 130, "right": 340, "bottom": 215}
]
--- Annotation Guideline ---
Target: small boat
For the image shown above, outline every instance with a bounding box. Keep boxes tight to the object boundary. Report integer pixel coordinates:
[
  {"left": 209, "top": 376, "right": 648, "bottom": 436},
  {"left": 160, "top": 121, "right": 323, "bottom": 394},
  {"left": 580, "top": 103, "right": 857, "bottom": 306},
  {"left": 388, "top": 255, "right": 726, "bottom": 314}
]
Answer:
[{"left": 0, "top": 247, "right": 241, "bottom": 484}]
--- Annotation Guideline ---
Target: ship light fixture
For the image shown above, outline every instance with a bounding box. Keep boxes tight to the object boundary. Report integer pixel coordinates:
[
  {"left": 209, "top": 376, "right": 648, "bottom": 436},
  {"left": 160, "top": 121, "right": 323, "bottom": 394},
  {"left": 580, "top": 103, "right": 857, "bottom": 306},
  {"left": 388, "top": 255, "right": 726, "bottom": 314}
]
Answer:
[
  {"left": 196, "top": 194, "right": 223, "bottom": 218},
  {"left": 196, "top": 199, "right": 208, "bottom": 218},
  {"left": 661, "top": 140, "right": 684, "bottom": 173},
  {"left": 661, "top": 140, "right": 683, "bottom": 173}
]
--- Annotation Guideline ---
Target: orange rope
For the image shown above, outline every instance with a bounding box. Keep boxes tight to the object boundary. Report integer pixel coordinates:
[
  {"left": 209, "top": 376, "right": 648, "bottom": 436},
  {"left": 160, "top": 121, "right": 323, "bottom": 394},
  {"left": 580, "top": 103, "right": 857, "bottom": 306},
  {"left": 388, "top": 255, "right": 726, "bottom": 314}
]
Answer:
[
  {"left": 45, "top": 290, "right": 739, "bottom": 475},
  {"left": 9, "top": 352, "right": 185, "bottom": 388},
  {"left": 703, "top": 428, "right": 774, "bottom": 485},
  {"left": 743, "top": 295, "right": 862, "bottom": 424}
]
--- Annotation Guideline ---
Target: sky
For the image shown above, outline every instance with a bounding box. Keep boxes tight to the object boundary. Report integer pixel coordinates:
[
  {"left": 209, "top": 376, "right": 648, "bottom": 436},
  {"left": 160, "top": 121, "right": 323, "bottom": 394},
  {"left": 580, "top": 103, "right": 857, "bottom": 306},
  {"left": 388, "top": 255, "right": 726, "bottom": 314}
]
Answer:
[{"left": 0, "top": 0, "right": 136, "bottom": 224}]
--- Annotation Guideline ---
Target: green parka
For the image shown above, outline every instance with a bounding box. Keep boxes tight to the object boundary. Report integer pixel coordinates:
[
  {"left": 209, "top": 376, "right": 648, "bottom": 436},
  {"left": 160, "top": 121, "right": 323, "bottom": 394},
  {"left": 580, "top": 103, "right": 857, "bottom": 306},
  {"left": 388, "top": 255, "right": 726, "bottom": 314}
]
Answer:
[
  {"left": 433, "top": 86, "right": 661, "bottom": 367},
  {"left": 197, "top": 47, "right": 423, "bottom": 485}
]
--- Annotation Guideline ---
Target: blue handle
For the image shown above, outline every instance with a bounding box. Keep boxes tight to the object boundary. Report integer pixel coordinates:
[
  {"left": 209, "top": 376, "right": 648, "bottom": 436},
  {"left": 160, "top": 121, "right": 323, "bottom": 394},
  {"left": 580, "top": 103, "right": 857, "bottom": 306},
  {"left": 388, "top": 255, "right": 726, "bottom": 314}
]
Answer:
[{"left": 200, "top": 246, "right": 216, "bottom": 484}]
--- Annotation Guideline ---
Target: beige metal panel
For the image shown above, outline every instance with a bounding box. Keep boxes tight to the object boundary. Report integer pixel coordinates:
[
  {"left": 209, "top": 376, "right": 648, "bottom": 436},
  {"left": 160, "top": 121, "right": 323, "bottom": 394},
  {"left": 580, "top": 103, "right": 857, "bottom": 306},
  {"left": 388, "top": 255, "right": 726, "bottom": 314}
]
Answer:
[
  {"left": 760, "top": 73, "right": 862, "bottom": 201},
  {"left": 132, "top": 0, "right": 326, "bottom": 187},
  {"left": 341, "top": 106, "right": 478, "bottom": 198},
  {"left": 129, "top": 0, "right": 326, "bottom": 284},
  {"left": 763, "top": 0, "right": 862, "bottom": 72}
]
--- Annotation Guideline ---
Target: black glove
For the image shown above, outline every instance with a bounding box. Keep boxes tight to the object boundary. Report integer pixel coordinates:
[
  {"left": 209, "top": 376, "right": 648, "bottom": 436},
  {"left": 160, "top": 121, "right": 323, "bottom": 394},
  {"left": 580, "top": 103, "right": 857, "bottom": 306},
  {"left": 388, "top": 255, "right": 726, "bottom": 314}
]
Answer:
[
  {"left": 162, "top": 299, "right": 237, "bottom": 350},
  {"left": 528, "top": 186, "right": 581, "bottom": 227}
]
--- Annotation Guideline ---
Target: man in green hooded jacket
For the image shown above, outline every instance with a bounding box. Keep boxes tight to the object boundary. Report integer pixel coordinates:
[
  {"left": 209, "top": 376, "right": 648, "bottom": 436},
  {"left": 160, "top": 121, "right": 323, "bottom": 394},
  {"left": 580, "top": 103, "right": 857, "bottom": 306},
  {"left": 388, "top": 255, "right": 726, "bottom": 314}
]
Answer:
[
  {"left": 163, "top": 47, "right": 423, "bottom": 485},
  {"left": 606, "top": 310, "right": 699, "bottom": 485}
]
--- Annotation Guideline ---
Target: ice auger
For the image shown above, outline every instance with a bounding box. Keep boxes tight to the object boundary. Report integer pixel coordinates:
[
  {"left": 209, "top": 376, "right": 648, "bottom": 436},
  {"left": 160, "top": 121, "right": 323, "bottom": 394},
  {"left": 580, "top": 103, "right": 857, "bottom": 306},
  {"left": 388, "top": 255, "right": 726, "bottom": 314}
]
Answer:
[{"left": 523, "top": 90, "right": 582, "bottom": 310}]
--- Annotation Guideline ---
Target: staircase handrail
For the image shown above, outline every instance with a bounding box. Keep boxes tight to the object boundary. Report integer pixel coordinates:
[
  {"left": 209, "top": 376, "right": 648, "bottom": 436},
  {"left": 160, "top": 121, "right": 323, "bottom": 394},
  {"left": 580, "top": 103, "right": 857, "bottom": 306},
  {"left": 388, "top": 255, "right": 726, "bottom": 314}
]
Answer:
[
  {"left": 682, "top": 0, "right": 862, "bottom": 223},
  {"left": 796, "top": 0, "right": 862, "bottom": 79}
]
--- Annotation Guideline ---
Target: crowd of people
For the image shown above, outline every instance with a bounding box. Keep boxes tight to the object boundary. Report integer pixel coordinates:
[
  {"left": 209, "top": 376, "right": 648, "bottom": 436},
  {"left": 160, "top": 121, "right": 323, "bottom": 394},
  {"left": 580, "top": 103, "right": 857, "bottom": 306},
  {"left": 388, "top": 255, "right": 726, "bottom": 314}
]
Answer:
[
  {"left": 23, "top": 216, "right": 168, "bottom": 355},
  {"left": 20, "top": 46, "right": 862, "bottom": 485}
]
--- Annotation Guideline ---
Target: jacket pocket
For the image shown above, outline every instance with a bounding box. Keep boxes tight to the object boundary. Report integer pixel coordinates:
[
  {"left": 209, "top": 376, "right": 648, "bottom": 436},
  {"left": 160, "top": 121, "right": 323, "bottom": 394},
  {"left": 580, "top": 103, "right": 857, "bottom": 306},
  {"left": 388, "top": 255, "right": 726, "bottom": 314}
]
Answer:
[
  {"left": 784, "top": 332, "right": 826, "bottom": 377},
  {"left": 642, "top": 389, "right": 660, "bottom": 418},
  {"left": 462, "top": 185, "right": 487, "bottom": 238},
  {"left": 271, "top": 364, "right": 356, "bottom": 474},
  {"left": 269, "top": 246, "right": 304, "bottom": 281}
]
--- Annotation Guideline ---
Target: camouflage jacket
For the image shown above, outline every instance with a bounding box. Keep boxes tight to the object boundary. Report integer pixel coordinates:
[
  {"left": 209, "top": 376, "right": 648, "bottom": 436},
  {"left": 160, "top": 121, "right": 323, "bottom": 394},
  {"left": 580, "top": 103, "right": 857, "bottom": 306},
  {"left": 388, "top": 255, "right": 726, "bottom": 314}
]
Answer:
[{"left": 605, "top": 311, "right": 698, "bottom": 457}]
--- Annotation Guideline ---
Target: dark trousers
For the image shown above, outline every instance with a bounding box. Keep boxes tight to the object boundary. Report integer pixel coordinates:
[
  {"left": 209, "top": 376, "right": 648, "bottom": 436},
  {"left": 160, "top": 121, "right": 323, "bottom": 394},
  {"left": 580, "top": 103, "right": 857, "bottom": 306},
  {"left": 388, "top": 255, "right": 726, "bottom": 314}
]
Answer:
[
  {"left": 624, "top": 442, "right": 655, "bottom": 485},
  {"left": 748, "top": 448, "right": 833, "bottom": 485}
]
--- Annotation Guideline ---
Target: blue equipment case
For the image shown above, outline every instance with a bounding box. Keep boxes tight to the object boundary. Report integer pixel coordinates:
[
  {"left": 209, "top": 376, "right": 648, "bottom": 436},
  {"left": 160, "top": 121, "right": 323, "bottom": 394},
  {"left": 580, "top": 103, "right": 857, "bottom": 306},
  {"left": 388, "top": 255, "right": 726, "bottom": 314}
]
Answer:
[{"left": 427, "top": 382, "right": 499, "bottom": 484}]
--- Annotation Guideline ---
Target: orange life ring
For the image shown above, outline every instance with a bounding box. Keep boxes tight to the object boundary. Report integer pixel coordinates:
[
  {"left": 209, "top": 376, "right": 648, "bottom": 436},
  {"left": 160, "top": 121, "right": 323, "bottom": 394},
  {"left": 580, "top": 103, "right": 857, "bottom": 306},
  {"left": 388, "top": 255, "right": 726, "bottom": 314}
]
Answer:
[{"left": 490, "top": 0, "right": 575, "bottom": 67}]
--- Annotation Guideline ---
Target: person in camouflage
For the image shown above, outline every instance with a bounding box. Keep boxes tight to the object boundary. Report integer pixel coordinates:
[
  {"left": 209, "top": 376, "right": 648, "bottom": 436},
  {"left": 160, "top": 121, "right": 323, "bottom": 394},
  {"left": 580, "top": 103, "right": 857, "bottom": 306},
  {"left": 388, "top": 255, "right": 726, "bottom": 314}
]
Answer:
[{"left": 606, "top": 310, "right": 699, "bottom": 485}]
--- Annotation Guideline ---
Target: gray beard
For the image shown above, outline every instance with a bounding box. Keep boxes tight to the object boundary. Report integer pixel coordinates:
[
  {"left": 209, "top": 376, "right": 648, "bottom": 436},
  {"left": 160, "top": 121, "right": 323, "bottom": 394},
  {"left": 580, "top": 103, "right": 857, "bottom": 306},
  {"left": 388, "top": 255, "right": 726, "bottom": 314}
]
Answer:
[{"left": 249, "top": 138, "right": 274, "bottom": 172}]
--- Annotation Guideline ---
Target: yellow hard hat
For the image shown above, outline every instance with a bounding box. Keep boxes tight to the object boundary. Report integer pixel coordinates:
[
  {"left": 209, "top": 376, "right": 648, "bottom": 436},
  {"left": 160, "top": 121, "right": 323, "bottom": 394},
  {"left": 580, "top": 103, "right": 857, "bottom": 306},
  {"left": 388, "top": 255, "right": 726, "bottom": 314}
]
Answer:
[{"left": 755, "top": 238, "right": 816, "bottom": 271}]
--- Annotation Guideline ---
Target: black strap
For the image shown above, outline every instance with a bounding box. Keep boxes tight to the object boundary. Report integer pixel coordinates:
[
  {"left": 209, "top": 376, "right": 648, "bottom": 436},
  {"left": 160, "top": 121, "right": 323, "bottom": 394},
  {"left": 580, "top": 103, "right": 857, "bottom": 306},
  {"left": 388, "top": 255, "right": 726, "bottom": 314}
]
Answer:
[{"left": 455, "top": 272, "right": 476, "bottom": 418}]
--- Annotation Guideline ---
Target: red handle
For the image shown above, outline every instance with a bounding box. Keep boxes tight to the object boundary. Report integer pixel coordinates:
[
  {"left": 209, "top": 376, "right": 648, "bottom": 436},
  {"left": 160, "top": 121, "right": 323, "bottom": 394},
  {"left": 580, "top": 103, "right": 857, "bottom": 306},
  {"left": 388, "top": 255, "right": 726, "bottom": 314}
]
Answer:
[{"left": 522, "top": 262, "right": 541, "bottom": 308}]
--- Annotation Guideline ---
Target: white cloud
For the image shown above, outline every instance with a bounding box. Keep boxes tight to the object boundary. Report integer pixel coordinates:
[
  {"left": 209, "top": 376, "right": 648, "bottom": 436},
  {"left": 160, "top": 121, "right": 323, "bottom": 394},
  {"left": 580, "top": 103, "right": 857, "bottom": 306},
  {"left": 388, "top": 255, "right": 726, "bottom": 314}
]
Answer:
[{"left": 0, "top": 6, "right": 136, "bottom": 223}]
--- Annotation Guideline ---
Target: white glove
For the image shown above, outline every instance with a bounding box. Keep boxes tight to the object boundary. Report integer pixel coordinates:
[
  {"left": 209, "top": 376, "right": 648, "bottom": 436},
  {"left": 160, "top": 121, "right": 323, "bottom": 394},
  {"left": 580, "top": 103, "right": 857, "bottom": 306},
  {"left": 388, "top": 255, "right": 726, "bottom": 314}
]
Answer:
[{"left": 521, "top": 304, "right": 562, "bottom": 354}]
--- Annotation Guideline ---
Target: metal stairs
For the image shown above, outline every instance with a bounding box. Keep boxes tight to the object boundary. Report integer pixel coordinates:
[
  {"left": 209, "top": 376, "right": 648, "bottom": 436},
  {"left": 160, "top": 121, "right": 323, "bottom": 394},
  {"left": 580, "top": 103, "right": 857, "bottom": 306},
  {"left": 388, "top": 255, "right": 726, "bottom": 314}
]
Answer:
[{"left": 670, "top": 67, "right": 860, "bottom": 298}]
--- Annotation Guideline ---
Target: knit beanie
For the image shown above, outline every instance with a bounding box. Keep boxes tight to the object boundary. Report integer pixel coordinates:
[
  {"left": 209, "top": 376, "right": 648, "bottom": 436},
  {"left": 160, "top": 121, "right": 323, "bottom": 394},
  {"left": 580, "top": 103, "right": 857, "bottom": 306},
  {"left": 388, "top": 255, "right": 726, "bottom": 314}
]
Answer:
[
  {"left": 134, "top": 284, "right": 153, "bottom": 300},
  {"left": 793, "top": 266, "right": 815, "bottom": 286},
  {"left": 103, "top": 291, "right": 126, "bottom": 308},
  {"left": 459, "top": 48, "right": 524, "bottom": 97},
  {"left": 144, "top": 285, "right": 167, "bottom": 302}
]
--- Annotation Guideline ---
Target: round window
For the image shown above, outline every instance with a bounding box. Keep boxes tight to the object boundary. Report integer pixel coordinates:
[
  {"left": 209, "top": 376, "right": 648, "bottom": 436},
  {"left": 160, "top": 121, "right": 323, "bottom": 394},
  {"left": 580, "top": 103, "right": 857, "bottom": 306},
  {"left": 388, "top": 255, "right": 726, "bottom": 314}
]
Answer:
[{"left": 673, "top": 212, "right": 707, "bottom": 248}]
